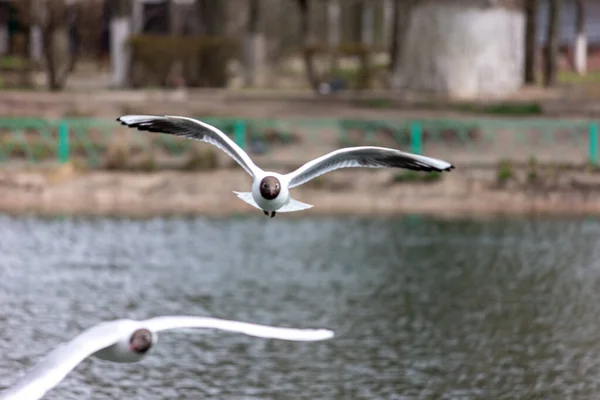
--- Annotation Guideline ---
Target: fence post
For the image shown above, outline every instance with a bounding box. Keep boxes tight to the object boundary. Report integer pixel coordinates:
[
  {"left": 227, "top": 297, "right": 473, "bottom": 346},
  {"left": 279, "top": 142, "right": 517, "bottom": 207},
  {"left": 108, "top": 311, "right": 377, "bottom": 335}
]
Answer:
[
  {"left": 590, "top": 122, "right": 599, "bottom": 166},
  {"left": 234, "top": 120, "right": 246, "bottom": 150},
  {"left": 58, "top": 120, "right": 69, "bottom": 164},
  {"left": 410, "top": 121, "right": 422, "bottom": 155}
]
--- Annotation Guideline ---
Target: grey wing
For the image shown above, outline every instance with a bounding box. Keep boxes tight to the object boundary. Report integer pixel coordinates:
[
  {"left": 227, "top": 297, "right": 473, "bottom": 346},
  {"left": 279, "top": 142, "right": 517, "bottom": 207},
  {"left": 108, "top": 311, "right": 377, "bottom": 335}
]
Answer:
[
  {"left": 286, "top": 146, "right": 455, "bottom": 189},
  {"left": 117, "top": 115, "right": 260, "bottom": 177},
  {"left": 0, "top": 321, "right": 130, "bottom": 400}
]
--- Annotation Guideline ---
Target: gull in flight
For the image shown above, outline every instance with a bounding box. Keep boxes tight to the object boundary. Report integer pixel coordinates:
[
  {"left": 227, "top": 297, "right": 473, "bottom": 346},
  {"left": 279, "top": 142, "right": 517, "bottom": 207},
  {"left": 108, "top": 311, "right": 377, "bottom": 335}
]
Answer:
[
  {"left": 117, "top": 115, "right": 455, "bottom": 218},
  {"left": 0, "top": 316, "right": 334, "bottom": 400}
]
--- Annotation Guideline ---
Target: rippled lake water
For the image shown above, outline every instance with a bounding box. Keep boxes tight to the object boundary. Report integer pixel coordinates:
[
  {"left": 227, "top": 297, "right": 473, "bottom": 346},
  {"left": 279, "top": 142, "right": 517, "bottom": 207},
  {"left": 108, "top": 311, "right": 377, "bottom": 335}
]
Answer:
[{"left": 2, "top": 215, "right": 600, "bottom": 399}]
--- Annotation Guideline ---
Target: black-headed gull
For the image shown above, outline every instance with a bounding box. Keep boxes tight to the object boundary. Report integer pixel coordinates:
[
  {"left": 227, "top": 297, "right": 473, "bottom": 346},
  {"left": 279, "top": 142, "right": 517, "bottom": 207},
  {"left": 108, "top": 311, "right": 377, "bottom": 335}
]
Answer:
[
  {"left": 117, "top": 115, "right": 455, "bottom": 218},
  {"left": 0, "top": 316, "right": 334, "bottom": 400}
]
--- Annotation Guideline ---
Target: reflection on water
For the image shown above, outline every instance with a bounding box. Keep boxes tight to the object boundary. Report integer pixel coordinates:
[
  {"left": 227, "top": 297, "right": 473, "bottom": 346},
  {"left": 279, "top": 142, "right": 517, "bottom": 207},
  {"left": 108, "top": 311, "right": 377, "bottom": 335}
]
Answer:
[{"left": 1, "top": 215, "right": 600, "bottom": 399}]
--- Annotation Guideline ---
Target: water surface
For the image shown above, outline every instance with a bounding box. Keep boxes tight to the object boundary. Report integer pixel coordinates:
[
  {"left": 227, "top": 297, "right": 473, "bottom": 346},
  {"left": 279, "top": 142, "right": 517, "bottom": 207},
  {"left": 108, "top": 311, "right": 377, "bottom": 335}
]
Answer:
[{"left": 1, "top": 215, "right": 600, "bottom": 399}]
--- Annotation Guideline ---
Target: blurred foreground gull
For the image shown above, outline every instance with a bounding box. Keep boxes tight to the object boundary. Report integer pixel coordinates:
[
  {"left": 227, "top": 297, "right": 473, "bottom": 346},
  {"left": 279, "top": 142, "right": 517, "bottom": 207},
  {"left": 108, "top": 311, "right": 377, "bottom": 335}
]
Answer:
[
  {"left": 0, "top": 316, "right": 334, "bottom": 400},
  {"left": 117, "top": 115, "right": 455, "bottom": 218}
]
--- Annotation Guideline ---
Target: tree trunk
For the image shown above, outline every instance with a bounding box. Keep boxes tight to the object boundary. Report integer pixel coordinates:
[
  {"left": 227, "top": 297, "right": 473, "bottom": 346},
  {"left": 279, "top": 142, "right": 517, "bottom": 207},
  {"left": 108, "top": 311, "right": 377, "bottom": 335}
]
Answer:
[
  {"left": 196, "top": 0, "right": 226, "bottom": 36},
  {"left": 111, "top": 16, "right": 131, "bottom": 87},
  {"left": 390, "top": 0, "right": 417, "bottom": 89},
  {"left": 388, "top": 0, "right": 400, "bottom": 72},
  {"left": 327, "top": 0, "right": 340, "bottom": 71},
  {"left": 244, "top": 0, "right": 266, "bottom": 87},
  {"left": 296, "top": 0, "right": 319, "bottom": 92},
  {"left": 382, "top": 0, "right": 393, "bottom": 50},
  {"left": 360, "top": 0, "right": 373, "bottom": 47},
  {"left": 42, "top": 28, "right": 59, "bottom": 91},
  {"left": 543, "top": 0, "right": 561, "bottom": 87},
  {"left": 523, "top": 0, "right": 538, "bottom": 84},
  {"left": 574, "top": 0, "right": 586, "bottom": 75},
  {"left": 30, "top": 26, "right": 44, "bottom": 62}
]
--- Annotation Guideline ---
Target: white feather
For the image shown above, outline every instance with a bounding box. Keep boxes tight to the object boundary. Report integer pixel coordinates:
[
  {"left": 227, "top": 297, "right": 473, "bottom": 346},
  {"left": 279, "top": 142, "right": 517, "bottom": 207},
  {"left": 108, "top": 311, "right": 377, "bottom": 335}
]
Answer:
[{"left": 0, "top": 316, "right": 334, "bottom": 400}]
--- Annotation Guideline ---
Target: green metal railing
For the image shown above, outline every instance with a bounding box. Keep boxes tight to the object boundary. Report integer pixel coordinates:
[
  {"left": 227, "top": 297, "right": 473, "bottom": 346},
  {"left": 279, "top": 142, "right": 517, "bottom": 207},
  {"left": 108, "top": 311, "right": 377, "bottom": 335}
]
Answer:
[{"left": 0, "top": 117, "right": 597, "bottom": 167}]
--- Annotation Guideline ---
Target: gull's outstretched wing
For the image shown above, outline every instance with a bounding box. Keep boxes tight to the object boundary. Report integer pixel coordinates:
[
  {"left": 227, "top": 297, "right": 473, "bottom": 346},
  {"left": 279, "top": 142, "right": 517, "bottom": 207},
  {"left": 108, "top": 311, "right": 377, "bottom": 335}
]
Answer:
[
  {"left": 143, "top": 316, "right": 334, "bottom": 342},
  {"left": 0, "top": 320, "right": 135, "bottom": 400},
  {"left": 117, "top": 115, "right": 260, "bottom": 177},
  {"left": 285, "top": 146, "right": 455, "bottom": 189}
]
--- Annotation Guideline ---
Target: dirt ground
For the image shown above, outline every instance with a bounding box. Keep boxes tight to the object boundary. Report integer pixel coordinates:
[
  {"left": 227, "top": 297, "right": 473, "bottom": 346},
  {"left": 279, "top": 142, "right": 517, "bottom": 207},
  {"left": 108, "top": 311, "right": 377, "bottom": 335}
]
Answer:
[{"left": 2, "top": 163, "right": 600, "bottom": 218}]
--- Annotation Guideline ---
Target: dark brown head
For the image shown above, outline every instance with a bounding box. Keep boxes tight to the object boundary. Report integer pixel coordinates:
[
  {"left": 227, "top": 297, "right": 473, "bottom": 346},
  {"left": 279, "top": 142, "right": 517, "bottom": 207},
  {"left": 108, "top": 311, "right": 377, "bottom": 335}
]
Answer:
[
  {"left": 129, "top": 328, "right": 153, "bottom": 354},
  {"left": 259, "top": 176, "right": 281, "bottom": 200}
]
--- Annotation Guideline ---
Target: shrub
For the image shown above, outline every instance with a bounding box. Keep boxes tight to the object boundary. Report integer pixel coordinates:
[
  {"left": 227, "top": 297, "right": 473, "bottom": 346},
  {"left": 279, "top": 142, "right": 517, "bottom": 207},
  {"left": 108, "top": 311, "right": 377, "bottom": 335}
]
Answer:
[
  {"left": 182, "top": 144, "right": 218, "bottom": 171},
  {"left": 526, "top": 156, "right": 539, "bottom": 184},
  {"left": 497, "top": 159, "right": 514, "bottom": 185},
  {"left": 129, "top": 35, "right": 239, "bottom": 88},
  {"left": 393, "top": 171, "right": 442, "bottom": 183},
  {"left": 103, "top": 138, "right": 132, "bottom": 170},
  {"left": 302, "top": 42, "right": 373, "bottom": 90}
]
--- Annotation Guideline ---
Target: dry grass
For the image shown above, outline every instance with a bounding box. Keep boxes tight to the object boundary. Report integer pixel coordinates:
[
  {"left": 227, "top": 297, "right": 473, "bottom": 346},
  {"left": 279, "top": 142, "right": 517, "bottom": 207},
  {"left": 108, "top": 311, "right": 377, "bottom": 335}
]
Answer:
[{"left": 182, "top": 144, "right": 219, "bottom": 171}]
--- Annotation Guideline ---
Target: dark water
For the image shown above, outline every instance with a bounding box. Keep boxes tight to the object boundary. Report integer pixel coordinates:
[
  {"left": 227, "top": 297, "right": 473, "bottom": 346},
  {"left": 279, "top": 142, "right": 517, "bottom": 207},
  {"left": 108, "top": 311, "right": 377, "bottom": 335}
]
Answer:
[{"left": 1, "top": 215, "right": 600, "bottom": 399}]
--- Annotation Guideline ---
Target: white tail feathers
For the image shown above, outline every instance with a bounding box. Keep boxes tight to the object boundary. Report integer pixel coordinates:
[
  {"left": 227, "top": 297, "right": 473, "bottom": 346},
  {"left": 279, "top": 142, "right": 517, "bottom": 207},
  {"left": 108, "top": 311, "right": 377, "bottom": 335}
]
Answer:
[
  {"left": 232, "top": 192, "right": 313, "bottom": 213},
  {"left": 233, "top": 192, "right": 262, "bottom": 210},
  {"left": 277, "top": 198, "right": 314, "bottom": 213}
]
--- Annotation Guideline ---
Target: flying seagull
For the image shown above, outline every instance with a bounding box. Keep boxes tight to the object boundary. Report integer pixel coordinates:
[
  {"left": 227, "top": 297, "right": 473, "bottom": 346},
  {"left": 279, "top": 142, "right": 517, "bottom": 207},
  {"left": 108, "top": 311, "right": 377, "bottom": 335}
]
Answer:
[
  {"left": 117, "top": 115, "right": 455, "bottom": 218},
  {"left": 0, "top": 316, "right": 334, "bottom": 400}
]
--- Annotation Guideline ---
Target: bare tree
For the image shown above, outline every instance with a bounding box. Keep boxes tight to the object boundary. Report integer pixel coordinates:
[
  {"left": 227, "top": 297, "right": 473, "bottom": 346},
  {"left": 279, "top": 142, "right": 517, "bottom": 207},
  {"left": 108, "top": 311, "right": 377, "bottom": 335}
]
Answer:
[
  {"left": 15, "top": 0, "right": 101, "bottom": 91},
  {"left": 543, "top": 0, "right": 561, "bottom": 87},
  {"left": 523, "top": 0, "right": 538, "bottom": 84},
  {"left": 574, "top": 0, "right": 586, "bottom": 75}
]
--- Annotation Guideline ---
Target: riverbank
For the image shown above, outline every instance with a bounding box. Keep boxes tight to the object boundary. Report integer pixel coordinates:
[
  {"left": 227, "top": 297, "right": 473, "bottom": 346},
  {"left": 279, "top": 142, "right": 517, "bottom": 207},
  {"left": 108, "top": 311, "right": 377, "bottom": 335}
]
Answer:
[{"left": 2, "top": 164, "right": 600, "bottom": 219}]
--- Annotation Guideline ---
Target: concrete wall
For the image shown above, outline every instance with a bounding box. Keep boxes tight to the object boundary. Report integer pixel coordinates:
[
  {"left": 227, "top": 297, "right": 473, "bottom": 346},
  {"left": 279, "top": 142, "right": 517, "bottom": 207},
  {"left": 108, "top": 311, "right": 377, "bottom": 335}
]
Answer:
[{"left": 399, "top": 2, "right": 525, "bottom": 99}]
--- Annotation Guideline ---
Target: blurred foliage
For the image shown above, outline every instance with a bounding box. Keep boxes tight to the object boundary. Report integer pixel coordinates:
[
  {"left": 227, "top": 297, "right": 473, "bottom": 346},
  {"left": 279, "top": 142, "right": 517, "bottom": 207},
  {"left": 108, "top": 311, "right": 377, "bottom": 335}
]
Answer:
[
  {"left": 129, "top": 35, "right": 240, "bottom": 88},
  {"left": 183, "top": 144, "right": 219, "bottom": 171},
  {"left": 302, "top": 42, "right": 373, "bottom": 90},
  {"left": 497, "top": 159, "right": 515, "bottom": 185},
  {"left": 354, "top": 98, "right": 543, "bottom": 116},
  {"left": 393, "top": 171, "right": 443, "bottom": 183}
]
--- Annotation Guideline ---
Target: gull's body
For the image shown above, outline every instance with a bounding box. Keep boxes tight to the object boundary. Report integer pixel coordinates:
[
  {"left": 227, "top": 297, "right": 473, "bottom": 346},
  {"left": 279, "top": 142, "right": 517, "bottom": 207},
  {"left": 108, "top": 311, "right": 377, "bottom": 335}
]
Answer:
[
  {"left": 0, "top": 316, "right": 334, "bottom": 400},
  {"left": 117, "top": 115, "right": 455, "bottom": 217}
]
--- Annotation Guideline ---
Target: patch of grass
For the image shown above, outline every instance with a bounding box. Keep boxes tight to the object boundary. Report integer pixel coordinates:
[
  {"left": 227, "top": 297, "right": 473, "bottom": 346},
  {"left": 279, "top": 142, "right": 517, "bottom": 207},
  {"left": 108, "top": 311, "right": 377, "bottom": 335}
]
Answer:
[
  {"left": 497, "top": 159, "right": 514, "bottom": 185},
  {"left": 360, "top": 99, "right": 544, "bottom": 116},
  {"left": 454, "top": 102, "right": 543, "bottom": 116},
  {"left": 0, "top": 56, "right": 28, "bottom": 70},
  {"left": 557, "top": 70, "right": 600, "bottom": 84},
  {"left": 392, "top": 171, "right": 442, "bottom": 183},
  {"left": 354, "top": 98, "right": 395, "bottom": 109}
]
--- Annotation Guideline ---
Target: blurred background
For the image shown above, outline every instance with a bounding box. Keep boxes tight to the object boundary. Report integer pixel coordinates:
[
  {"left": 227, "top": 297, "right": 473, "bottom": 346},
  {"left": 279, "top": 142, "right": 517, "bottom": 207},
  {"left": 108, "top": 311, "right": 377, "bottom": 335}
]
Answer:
[{"left": 2, "top": 0, "right": 600, "bottom": 399}]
